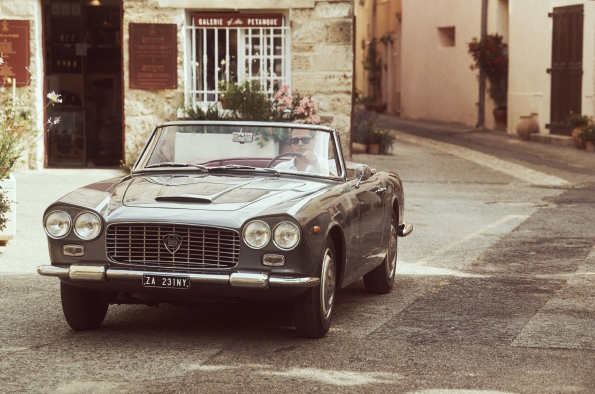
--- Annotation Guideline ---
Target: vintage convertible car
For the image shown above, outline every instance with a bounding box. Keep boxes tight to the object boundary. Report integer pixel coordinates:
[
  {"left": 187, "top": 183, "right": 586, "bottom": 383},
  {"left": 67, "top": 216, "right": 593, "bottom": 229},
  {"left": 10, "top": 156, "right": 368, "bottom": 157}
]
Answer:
[{"left": 38, "top": 121, "right": 413, "bottom": 338}]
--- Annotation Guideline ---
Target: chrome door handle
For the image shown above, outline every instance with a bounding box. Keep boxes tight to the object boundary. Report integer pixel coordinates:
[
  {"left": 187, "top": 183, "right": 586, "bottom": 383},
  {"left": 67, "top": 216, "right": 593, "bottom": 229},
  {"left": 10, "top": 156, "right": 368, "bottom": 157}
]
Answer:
[{"left": 375, "top": 187, "right": 387, "bottom": 194}]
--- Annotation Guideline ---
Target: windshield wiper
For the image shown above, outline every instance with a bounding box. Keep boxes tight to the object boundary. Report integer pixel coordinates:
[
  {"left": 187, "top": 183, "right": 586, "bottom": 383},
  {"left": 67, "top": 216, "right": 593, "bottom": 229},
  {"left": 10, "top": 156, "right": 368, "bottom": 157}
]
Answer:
[
  {"left": 206, "top": 165, "right": 280, "bottom": 176},
  {"left": 145, "top": 162, "right": 207, "bottom": 171},
  {"left": 208, "top": 164, "right": 256, "bottom": 170}
]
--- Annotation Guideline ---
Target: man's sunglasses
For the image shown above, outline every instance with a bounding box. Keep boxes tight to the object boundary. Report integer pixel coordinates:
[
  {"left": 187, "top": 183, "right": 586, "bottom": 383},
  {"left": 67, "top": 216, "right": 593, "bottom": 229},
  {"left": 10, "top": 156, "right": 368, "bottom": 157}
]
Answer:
[{"left": 291, "top": 137, "right": 313, "bottom": 145}]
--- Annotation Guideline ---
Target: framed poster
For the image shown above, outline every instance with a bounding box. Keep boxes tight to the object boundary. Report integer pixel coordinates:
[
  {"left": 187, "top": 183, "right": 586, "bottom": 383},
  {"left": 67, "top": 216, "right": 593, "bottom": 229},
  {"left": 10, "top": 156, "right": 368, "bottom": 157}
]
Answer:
[
  {"left": 0, "top": 20, "right": 30, "bottom": 86},
  {"left": 60, "top": 3, "right": 70, "bottom": 16},
  {"left": 71, "top": 3, "right": 81, "bottom": 16},
  {"left": 51, "top": 3, "right": 61, "bottom": 16},
  {"left": 129, "top": 23, "right": 177, "bottom": 90}
]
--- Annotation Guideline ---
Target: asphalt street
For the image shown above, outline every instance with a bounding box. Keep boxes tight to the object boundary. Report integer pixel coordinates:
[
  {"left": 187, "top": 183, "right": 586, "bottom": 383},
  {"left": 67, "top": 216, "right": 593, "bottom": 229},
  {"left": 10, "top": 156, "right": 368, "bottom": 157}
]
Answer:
[{"left": 1, "top": 117, "right": 594, "bottom": 393}]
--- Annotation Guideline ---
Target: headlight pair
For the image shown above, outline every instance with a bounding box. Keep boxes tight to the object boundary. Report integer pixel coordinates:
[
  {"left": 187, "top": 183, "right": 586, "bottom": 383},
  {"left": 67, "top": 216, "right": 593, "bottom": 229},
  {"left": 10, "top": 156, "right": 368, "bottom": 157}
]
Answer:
[
  {"left": 44, "top": 210, "right": 102, "bottom": 240},
  {"left": 243, "top": 220, "right": 300, "bottom": 250}
]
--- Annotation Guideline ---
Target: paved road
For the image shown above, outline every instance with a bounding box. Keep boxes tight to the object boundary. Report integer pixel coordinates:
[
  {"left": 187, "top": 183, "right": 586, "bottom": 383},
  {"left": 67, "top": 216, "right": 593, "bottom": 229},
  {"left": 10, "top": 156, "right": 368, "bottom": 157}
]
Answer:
[{"left": 1, "top": 120, "right": 594, "bottom": 393}]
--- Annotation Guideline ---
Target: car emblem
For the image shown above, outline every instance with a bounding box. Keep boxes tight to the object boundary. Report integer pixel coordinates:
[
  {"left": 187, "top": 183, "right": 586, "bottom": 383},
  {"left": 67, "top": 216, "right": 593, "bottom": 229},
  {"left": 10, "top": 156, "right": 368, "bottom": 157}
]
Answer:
[{"left": 163, "top": 234, "right": 183, "bottom": 254}]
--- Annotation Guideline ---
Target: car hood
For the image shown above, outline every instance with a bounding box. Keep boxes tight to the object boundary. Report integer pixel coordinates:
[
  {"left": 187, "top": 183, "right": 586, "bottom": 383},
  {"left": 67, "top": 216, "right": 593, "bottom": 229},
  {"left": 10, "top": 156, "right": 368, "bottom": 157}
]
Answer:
[
  {"left": 121, "top": 174, "right": 319, "bottom": 211},
  {"left": 55, "top": 173, "right": 334, "bottom": 228}
]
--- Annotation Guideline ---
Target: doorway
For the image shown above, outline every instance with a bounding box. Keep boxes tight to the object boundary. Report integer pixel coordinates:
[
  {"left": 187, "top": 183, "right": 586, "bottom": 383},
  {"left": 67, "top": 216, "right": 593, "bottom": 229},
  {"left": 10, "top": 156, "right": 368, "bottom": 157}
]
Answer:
[
  {"left": 44, "top": 0, "right": 123, "bottom": 167},
  {"left": 549, "top": 4, "right": 583, "bottom": 136}
]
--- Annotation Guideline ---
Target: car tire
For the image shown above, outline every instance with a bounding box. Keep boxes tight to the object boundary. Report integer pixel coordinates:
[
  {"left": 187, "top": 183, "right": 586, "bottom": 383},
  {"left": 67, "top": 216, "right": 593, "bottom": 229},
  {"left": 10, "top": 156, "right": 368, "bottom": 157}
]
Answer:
[
  {"left": 293, "top": 238, "right": 336, "bottom": 339},
  {"left": 60, "top": 282, "right": 109, "bottom": 331},
  {"left": 363, "top": 212, "right": 397, "bottom": 294}
]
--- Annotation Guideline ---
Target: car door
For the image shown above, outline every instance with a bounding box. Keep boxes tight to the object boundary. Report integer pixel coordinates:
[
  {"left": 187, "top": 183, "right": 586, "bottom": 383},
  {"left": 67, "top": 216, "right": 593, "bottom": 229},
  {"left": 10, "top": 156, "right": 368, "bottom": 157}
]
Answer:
[
  {"left": 340, "top": 176, "right": 386, "bottom": 285},
  {"left": 356, "top": 176, "right": 386, "bottom": 268}
]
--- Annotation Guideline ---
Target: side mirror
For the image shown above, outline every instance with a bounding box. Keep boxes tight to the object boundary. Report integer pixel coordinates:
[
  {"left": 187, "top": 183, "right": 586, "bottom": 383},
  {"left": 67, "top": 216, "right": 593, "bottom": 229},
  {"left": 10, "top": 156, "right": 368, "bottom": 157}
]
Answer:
[{"left": 354, "top": 164, "right": 371, "bottom": 188}]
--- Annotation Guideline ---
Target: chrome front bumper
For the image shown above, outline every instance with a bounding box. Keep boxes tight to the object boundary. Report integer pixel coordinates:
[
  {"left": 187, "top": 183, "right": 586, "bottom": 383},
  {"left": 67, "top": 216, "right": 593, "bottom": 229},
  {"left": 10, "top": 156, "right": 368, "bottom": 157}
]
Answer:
[{"left": 37, "top": 264, "right": 320, "bottom": 289}]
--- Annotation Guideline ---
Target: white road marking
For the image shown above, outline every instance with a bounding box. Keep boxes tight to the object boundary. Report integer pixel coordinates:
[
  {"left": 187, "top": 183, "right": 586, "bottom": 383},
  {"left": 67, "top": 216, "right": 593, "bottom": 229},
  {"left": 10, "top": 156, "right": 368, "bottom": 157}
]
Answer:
[
  {"left": 397, "top": 262, "right": 486, "bottom": 277},
  {"left": 415, "top": 214, "right": 529, "bottom": 266},
  {"left": 393, "top": 130, "right": 571, "bottom": 187},
  {"left": 406, "top": 390, "right": 515, "bottom": 394},
  {"left": 189, "top": 364, "right": 402, "bottom": 386}
]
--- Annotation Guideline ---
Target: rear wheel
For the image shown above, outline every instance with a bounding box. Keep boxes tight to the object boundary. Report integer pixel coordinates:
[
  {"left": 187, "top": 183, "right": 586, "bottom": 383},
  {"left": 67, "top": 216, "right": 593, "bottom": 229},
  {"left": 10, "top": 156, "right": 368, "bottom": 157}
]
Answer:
[
  {"left": 364, "top": 212, "right": 397, "bottom": 294},
  {"left": 293, "top": 238, "right": 336, "bottom": 338},
  {"left": 61, "top": 282, "right": 109, "bottom": 331}
]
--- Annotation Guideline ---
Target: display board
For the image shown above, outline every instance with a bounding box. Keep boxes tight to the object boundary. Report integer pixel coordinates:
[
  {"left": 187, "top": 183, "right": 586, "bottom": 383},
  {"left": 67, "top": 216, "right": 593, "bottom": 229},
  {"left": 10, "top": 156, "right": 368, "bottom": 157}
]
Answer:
[
  {"left": 129, "top": 23, "right": 177, "bottom": 90},
  {"left": 0, "top": 20, "right": 30, "bottom": 86}
]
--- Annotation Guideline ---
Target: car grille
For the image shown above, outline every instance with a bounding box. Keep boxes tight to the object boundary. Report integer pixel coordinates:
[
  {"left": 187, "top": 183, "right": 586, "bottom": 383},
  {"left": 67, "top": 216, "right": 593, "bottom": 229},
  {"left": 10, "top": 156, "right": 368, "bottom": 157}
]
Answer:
[{"left": 106, "top": 223, "right": 240, "bottom": 271}]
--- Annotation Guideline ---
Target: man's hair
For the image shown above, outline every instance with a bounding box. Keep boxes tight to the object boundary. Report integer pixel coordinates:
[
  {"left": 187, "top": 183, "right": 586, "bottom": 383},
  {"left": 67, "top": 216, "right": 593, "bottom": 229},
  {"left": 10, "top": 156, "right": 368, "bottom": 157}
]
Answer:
[{"left": 290, "top": 128, "right": 315, "bottom": 138}]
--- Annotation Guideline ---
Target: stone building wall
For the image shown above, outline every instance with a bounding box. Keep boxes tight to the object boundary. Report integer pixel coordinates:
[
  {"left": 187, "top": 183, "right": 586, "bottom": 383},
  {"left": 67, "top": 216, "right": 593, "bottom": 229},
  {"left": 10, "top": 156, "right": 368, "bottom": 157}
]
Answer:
[
  {"left": 122, "top": 0, "right": 354, "bottom": 164},
  {"left": 122, "top": 0, "right": 185, "bottom": 165}
]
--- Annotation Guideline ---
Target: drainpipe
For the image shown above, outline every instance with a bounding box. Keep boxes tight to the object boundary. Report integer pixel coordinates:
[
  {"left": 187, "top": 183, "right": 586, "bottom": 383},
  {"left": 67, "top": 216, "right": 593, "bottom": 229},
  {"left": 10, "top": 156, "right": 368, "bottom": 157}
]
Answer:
[{"left": 476, "top": 0, "right": 488, "bottom": 128}]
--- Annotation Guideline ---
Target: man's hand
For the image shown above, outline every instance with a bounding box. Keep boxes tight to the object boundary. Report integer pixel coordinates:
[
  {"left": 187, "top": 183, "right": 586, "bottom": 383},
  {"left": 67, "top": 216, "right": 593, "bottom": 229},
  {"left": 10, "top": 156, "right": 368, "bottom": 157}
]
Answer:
[{"left": 302, "top": 150, "right": 318, "bottom": 164}]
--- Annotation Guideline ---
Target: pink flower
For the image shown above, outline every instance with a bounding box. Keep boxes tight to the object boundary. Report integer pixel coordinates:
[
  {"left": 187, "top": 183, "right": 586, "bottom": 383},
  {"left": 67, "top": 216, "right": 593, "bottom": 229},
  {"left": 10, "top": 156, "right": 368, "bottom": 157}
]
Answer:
[{"left": 308, "top": 114, "right": 321, "bottom": 124}]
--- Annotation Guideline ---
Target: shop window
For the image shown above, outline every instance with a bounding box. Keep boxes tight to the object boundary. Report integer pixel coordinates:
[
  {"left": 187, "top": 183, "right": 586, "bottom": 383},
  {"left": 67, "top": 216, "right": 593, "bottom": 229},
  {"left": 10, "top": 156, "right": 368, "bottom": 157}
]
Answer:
[
  {"left": 438, "top": 26, "right": 455, "bottom": 47},
  {"left": 186, "top": 13, "right": 289, "bottom": 106}
]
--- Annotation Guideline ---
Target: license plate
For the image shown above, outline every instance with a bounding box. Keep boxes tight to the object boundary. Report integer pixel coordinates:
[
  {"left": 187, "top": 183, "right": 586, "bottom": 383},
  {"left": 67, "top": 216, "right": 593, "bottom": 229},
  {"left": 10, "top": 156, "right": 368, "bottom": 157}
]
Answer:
[{"left": 142, "top": 274, "right": 191, "bottom": 289}]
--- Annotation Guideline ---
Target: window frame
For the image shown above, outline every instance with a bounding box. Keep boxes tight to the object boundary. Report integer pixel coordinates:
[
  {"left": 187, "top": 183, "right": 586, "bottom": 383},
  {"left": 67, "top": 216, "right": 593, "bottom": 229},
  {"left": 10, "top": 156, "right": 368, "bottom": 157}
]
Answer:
[{"left": 184, "top": 12, "right": 291, "bottom": 111}]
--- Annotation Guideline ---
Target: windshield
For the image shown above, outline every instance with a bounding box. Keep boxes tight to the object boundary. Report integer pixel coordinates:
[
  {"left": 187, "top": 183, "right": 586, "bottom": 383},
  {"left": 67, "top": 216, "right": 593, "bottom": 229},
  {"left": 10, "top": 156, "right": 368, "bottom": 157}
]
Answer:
[{"left": 138, "top": 123, "right": 343, "bottom": 178}]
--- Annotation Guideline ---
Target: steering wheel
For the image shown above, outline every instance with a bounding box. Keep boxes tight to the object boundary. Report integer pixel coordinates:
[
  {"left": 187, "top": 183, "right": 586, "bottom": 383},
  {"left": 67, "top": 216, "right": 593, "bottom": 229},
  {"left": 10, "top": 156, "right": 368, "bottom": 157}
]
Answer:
[{"left": 266, "top": 152, "right": 303, "bottom": 168}]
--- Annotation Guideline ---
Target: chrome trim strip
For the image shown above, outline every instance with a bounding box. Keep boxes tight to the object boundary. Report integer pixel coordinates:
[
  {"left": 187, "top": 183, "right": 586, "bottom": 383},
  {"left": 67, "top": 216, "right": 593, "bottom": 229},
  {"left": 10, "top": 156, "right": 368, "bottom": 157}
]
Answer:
[
  {"left": 37, "top": 265, "right": 69, "bottom": 277},
  {"left": 37, "top": 265, "right": 321, "bottom": 288},
  {"left": 398, "top": 222, "right": 414, "bottom": 237},
  {"left": 229, "top": 272, "right": 269, "bottom": 289},
  {"left": 69, "top": 265, "right": 107, "bottom": 282},
  {"left": 269, "top": 276, "right": 320, "bottom": 288}
]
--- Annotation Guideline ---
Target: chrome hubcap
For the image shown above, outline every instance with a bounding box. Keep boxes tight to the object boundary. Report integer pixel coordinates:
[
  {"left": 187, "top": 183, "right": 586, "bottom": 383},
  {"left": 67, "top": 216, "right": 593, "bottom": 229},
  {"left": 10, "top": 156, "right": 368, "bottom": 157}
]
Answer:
[
  {"left": 320, "top": 247, "right": 335, "bottom": 320},
  {"left": 386, "top": 223, "right": 397, "bottom": 280}
]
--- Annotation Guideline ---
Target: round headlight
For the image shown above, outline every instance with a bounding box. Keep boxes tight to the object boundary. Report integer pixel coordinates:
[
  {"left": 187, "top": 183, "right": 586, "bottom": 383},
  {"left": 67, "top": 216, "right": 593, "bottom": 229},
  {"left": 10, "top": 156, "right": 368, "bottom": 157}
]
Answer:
[
  {"left": 273, "top": 222, "right": 301, "bottom": 250},
  {"left": 44, "top": 211, "right": 71, "bottom": 239},
  {"left": 74, "top": 212, "right": 102, "bottom": 240},
  {"left": 243, "top": 220, "right": 271, "bottom": 249}
]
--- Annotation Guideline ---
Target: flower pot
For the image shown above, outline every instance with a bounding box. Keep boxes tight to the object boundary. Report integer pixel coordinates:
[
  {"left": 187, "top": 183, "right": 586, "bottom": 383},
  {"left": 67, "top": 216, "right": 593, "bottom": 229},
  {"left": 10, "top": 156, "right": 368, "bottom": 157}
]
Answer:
[
  {"left": 364, "top": 104, "right": 387, "bottom": 113},
  {"left": 572, "top": 127, "right": 586, "bottom": 149},
  {"left": 585, "top": 141, "right": 595, "bottom": 151},
  {"left": 516, "top": 114, "right": 539, "bottom": 141},
  {"left": 367, "top": 143, "right": 380, "bottom": 154},
  {"left": 351, "top": 142, "right": 367, "bottom": 154},
  {"left": 493, "top": 107, "right": 507, "bottom": 128}
]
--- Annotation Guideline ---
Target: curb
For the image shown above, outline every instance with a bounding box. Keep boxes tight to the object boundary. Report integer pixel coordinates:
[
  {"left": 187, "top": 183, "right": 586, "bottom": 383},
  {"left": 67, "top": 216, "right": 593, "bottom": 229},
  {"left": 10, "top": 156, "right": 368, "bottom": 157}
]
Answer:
[{"left": 529, "top": 133, "right": 574, "bottom": 147}]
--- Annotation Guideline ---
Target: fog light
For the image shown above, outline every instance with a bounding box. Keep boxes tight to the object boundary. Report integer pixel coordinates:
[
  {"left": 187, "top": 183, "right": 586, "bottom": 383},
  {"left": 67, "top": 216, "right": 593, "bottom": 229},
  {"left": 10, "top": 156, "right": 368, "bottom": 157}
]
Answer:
[
  {"left": 262, "top": 254, "right": 285, "bottom": 267},
  {"left": 62, "top": 244, "right": 85, "bottom": 257}
]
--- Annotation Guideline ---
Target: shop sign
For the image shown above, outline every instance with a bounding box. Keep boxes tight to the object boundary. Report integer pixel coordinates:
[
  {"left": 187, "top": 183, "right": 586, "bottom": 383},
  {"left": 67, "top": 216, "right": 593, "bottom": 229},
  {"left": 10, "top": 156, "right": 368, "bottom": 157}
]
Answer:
[
  {"left": 129, "top": 23, "right": 177, "bottom": 90},
  {"left": 0, "top": 20, "right": 30, "bottom": 86},
  {"left": 193, "top": 13, "right": 283, "bottom": 28}
]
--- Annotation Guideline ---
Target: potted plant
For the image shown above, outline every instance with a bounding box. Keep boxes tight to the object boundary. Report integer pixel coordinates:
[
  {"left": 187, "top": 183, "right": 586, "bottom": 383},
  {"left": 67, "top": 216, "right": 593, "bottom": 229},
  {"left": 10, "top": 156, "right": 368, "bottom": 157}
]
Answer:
[
  {"left": 362, "top": 38, "right": 386, "bottom": 113},
  {"left": 377, "top": 128, "right": 396, "bottom": 154},
  {"left": 468, "top": 33, "right": 508, "bottom": 127},
  {"left": 217, "top": 80, "right": 229, "bottom": 109},
  {"left": 0, "top": 62, "right": 61, "bottom": 241},
  {"left": 222, "top": 81, "right": 271, "bottom": 121},
  {"left": 352, "top": 110, "right": 375, "bottom": 154},
  {"left": 567, "top": 112, "right": 590, "bottom": 149},
  {"left": 578, "top": 121, "right": 595, "bottom": 151}
]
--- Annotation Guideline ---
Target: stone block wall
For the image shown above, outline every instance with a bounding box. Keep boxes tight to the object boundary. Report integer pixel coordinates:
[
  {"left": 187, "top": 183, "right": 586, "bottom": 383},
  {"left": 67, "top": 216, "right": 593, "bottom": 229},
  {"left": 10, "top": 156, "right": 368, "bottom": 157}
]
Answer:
[
  {"left": 122, "top": 0, "right": 353, "bottom": 164},
  {"left": 291, "top": 1, "right": 354, "bottom": 155},
  {"left": 122, "top": 0, "right": 185, "bottom": 165}
]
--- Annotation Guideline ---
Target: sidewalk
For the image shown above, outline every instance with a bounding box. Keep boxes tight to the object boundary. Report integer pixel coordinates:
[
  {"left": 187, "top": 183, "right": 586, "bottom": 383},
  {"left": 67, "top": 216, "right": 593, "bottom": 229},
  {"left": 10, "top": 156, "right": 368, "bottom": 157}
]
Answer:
[
  {"left": 375, "top": 114, "right": 595, "bottom": 186},
  {"left": 0, "top": 168, "right": 123, "bottom": 274}
]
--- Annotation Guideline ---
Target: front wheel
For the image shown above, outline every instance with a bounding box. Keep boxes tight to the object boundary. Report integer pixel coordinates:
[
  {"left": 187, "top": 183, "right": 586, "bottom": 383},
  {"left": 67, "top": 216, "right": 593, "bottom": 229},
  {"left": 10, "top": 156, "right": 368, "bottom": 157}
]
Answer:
[
  {"left": 293, "top": 238, "right": 336, "bottom": 338},
  {"left": 363, "top": 212, "right": 398, "bottom": 294},
  {"left": 61, "top": 282, "right": 109, "bottom": 331}
]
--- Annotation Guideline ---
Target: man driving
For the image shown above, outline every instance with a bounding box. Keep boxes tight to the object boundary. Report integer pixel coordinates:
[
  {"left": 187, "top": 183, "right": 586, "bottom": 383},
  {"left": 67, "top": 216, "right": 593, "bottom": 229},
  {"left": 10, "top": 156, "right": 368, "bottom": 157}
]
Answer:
[{"left": 274, "top": 128, "right": 331, "bottom": 175}]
